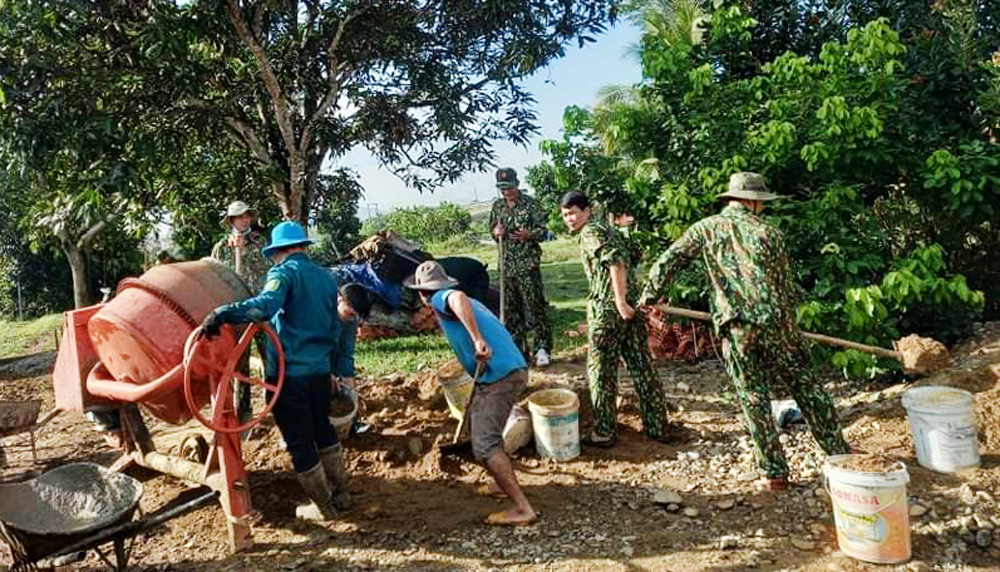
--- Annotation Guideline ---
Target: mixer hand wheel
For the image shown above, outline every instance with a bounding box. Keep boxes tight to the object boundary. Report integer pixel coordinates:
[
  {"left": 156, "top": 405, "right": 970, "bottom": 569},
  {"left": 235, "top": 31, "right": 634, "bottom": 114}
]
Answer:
[{"left": 182, "top": 323, "right": 285, "bottom": 434}]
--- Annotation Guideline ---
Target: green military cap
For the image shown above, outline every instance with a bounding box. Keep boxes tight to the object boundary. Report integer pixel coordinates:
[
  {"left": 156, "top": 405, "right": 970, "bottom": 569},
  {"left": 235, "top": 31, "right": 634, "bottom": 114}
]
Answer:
[
  {"left": 496, "top": 167, "right": 519, "bottom": 189},
  {"left": 717, "top": 172, "right": 778, "bottom": 201}
]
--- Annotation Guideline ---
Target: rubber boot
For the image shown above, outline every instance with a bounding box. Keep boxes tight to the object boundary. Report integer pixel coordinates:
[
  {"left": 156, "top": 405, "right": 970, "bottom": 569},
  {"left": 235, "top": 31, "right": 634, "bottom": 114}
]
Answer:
[
  {"left": 318, "top": 444, "right": 353, "bottom": 511},
  {"left": 294, "top": 463, "right": 338, "bottom": 521}
]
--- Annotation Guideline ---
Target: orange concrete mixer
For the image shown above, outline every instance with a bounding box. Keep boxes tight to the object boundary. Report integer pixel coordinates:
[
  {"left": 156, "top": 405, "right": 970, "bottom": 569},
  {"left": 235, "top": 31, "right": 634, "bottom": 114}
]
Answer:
[{"left": 51, "top": 258, "right": 285, "bottom": 552}]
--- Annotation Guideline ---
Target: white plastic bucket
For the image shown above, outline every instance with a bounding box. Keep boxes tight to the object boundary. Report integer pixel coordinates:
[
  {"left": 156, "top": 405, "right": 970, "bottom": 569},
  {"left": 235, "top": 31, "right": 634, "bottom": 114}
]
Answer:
[
  {"left": 527, "top": 388, "right": 580, "bottom": 461},
  {"left": 502, "top": 404, "right": 533, "bottom": 454},
  {"left": 436, "top": 360, "right": 474, "bottom": 421},
  {"left": 824, "top": 455, "right": 911, "bottom": 564},
  {"left": 328, "top": 385, "right": 358, "bottom": 440},
  {"left": 901, "top": 386, "right": 980, "bottom": 473}
]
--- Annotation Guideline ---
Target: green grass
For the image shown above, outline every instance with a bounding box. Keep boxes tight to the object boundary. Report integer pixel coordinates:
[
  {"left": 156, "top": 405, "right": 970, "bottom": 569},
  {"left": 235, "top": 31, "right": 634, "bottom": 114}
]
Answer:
[
  {"left": 356, "top": 237, "right": 589, "bottom": 376},
  {"left": 0, "top": 313, "right": 63, "bottom": 358}
]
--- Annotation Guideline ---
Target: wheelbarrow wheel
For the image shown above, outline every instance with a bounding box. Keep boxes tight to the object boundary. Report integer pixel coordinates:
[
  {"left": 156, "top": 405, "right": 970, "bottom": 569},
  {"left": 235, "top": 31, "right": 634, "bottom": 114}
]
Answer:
[{"left": 182, "top": 323, "right": 285, "bottom": 434}]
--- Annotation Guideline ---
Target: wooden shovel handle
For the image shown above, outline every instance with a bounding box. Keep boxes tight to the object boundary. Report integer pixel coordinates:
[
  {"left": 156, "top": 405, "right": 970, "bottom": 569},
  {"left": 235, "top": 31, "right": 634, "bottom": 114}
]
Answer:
[{"left": 652, "top": 304, "right": 902, "bottom": 359}]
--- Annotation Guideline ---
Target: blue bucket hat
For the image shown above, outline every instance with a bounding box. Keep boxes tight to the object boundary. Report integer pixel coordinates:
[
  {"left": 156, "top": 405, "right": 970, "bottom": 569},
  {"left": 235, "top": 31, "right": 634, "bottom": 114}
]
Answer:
[{"left": 262, "top": 221, "right": 313, "bottom": 258}]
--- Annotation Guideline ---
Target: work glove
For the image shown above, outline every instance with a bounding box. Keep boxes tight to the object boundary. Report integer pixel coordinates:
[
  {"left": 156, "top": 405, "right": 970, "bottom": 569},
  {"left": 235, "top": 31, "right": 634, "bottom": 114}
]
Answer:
[{"left": 200, "top": 309, "right": 227, "bottom": 340}]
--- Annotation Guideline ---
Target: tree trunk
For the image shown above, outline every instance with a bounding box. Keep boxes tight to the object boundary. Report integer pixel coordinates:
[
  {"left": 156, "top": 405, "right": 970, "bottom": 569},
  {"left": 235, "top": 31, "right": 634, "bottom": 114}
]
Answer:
[{"left": 63, "top": 241, "right": 93, "bottom": 308}]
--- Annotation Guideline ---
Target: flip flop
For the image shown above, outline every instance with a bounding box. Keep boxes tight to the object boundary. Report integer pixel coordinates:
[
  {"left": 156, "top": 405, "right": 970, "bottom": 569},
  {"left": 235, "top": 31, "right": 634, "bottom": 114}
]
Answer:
[
  {"left": 483, "top": 510, "right": 539, "bottom": 527},
  {"left": 476, "top": 484, "right": 508, "bottom": 498}
]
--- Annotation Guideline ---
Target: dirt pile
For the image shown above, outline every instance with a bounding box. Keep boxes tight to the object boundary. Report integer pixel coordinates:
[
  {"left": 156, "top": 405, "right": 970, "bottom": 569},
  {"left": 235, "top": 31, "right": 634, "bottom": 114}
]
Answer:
[{"left": 897, "top": 333, "right": 949, "bottom": 373}]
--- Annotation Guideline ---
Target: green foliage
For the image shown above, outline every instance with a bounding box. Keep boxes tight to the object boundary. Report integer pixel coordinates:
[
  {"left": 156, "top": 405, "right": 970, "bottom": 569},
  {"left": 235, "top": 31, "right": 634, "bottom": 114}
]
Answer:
[
  {"left": 361, "top": 203, "right": 473, "bottom": 247},
  {"left": 532, "top": 1, "right": 999, "bottom": 379},
  {"left": 310, "top": 170, "right": 364, "bottom": 265}
]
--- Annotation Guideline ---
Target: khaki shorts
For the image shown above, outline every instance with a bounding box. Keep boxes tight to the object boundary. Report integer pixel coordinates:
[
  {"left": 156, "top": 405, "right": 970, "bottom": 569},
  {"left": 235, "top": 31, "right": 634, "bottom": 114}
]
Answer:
[{"left": 469, "top": 369, "right": 527, "bottom": 460}]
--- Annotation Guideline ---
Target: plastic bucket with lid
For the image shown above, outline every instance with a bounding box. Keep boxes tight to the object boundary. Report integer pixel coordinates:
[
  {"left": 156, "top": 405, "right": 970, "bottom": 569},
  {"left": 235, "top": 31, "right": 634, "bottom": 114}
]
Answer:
[
  {"left": 526, "top": 388, "right": 579, "bottom": 461},
  {"left": 823, "top": 454, "right": 911, "bottom": 564},
  {"left": 436, "top": 360, "right": 474, "bottom": 420},
  {"left": 901, "top": 386, "right": 980, "bottom": 473}
]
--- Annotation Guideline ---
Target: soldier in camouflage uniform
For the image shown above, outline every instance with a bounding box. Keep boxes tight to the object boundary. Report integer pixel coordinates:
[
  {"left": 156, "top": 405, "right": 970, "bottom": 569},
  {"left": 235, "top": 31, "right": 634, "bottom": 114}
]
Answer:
[
  {"left": 211, "top": 200, "right": 271, "bottom": 427},
  {"left": 638, "top": 172, "right": 851, "bottom": 489},
  {"left": 489, "top": 168, "right": 553, "bottom": 366},
  {"left": 559, "top": 191, "right": 670, "bottom": 447},
  {"left": 211, "top": 200, "right": 271, "bottom": 292}
]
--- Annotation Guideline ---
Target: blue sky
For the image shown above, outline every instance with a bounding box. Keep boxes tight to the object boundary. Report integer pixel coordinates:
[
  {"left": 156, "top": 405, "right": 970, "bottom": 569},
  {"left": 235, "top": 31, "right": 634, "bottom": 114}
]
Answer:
[{"left": 340, "top": 21, "right": 643, "bottom": 218}]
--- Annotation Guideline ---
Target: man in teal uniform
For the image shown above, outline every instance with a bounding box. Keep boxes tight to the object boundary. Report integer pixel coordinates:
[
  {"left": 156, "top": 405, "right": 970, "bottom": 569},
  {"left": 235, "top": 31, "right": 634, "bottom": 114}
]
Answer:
[
  {"left": 558, "top": 191, "right": 670, "bottom": 448},
  {"left": 407, "top": 261, "right": 538, "bottom": 526},
  {"left": 638, "top": 172, "right": 851, "bottom": 490},
  {"left": 489, "top": 167, "right": 553, "bottom": 366},
  {"left": 202, "top": 221, "right": 351, "bottom": 520}
]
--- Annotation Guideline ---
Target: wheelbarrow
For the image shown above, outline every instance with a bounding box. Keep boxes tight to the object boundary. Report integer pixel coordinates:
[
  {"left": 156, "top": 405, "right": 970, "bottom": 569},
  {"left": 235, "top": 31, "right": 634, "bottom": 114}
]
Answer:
[
  {"left": 0, "top": 463, "right": 142, "bottom": 570},
  {"left": 0, "top": 399, "right": 42, "bottom": 465},
  {"left": 0, "top": 462, "right": 219, "bottom": 571}
]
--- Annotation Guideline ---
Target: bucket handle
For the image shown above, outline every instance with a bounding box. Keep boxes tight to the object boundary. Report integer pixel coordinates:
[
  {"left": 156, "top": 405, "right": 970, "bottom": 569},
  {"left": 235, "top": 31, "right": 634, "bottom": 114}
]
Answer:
[{"left": 823, "top": 474, "right": 906, "bottom": 515}]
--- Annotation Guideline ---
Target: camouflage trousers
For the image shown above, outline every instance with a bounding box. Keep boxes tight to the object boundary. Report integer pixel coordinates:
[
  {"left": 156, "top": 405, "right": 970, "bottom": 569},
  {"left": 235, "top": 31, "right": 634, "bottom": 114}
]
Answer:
[
  {"left": 721, "top": 321, "right": 851, "bottom": 478},
  {"left": 501, "top": 265, "right": 553, "bottom": 357},
  {"left": 587, "top": 310, "right": 667, "bottom": 439}
]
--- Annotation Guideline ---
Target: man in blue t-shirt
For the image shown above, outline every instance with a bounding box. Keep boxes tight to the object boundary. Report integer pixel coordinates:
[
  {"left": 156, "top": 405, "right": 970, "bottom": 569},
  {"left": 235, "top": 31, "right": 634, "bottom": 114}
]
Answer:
[{"left": 406, "top": 261, "right": 538, "bottom": 526}]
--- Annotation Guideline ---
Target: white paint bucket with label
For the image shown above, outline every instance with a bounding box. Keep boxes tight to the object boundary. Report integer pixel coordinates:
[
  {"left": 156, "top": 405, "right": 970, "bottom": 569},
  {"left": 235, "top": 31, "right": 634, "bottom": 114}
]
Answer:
[
  {"left": 527, "top": 388, "right": 580, "bottom": 461},
  {"left": 901, "top": 386, "right": 980, "bottom": 473},
  {"left": 824, "top": 455, "right": 911, "bottom": 564}
]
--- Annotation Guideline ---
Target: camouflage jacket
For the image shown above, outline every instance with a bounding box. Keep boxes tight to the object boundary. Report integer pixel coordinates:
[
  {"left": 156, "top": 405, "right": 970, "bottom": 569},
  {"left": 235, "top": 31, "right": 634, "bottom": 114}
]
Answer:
[
  {"left": 579, "top": 217, "right": 638, "bottom": 325},
  {"left": 489, "top": 192, "right": 546, "bottom": 273},
  {"left": 639, "top": 202, "right": 797, "bottom": 330},
  {"left": 211, "top": 229, "right": 272, "bottom": 292}
]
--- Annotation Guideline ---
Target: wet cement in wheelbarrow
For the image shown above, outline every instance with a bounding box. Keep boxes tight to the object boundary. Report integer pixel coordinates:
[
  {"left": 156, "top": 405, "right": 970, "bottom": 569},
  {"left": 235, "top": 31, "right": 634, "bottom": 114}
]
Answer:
[{"left": 0, "top": 463, "right": 141, "bottom": 534}]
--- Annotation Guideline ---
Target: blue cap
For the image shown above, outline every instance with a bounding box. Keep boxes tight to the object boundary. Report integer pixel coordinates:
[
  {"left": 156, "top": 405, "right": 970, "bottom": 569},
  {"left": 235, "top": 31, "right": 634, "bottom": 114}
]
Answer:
[{"left": 262, "top": 221, "right": 313, "bottom": 258}]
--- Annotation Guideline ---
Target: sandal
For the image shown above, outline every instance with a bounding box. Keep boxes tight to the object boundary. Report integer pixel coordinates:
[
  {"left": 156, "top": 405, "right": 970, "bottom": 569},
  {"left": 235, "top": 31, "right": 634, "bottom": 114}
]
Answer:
[
  {"left": 483, "top": 510, "right": 539, "bottom": 527},
  {"left": 582, "top": 433, "right": 617, "bottom": 449}
]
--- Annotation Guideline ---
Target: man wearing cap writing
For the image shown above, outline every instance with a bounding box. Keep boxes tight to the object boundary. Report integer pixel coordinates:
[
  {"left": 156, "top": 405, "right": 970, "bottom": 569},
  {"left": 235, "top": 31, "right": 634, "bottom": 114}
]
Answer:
[
  {"left": 489, "top": 167, "right": 553, "bottom": 366},
  {"left": 638, "top": 172, "right": 851, "bottom": 491},
  {"left": 212, "top": 200, "right": 271, "bottom": 292},
  {"left": 406, "top": 261, "right": 538, "bottom": 526}
]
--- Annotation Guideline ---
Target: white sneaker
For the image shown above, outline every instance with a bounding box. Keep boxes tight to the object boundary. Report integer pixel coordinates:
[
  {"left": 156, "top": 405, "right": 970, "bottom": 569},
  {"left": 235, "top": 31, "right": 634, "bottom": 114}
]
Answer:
[{"left": 535, "top": 349, "right": 551, "bottom": 367}]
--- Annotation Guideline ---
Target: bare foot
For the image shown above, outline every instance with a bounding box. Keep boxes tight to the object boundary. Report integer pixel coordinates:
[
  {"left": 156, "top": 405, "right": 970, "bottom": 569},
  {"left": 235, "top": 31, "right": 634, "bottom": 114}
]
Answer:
[{"left": 484, "top": 505, "right": 538, "bottom": 526}]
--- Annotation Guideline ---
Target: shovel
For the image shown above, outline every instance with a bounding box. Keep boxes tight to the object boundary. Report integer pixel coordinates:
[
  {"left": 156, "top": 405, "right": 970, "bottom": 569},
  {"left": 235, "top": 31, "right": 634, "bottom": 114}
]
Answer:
[
  {"left": 652, "top": 304, "right": 948, "bottom": 374},
  {"left": 439, "top": 360, "right": 484, "bottom": 456}
]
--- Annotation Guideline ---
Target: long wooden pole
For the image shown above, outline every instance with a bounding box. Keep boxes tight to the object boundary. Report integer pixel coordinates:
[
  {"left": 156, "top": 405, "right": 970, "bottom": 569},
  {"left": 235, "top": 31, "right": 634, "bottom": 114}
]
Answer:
[
  {"left": 498, "top": 233, "right": 505, "bottom": 324},
  {"left": 653, "top": 304, "right": 902, "bottom": 359}
]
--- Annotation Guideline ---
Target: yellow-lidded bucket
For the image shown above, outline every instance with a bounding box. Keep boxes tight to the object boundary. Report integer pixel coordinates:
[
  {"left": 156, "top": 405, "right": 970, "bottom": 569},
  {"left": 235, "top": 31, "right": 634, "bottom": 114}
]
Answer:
[{"left": 823, "top": 454, "right": 911, "bottom": 564}]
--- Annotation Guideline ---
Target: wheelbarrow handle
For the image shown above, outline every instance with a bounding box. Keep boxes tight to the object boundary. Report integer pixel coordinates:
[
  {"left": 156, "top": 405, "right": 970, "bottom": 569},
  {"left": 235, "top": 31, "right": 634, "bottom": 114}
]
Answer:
[{"left": 652, "top": 304, "right": 902, "bottom": 359}]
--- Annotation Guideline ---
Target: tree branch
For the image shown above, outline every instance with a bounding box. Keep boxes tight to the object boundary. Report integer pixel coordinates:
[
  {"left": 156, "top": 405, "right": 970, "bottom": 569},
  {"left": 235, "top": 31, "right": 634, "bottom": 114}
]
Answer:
[
  {"left": 78, "top": 213, "right": 116, "bottom": 250},
  {"left": 180, "top": 98, "right": 272, "bottom": 165},
  {"left": 301, "top": 8, "right": 365, "bottom": 150},
  {"left": 226, "top": 0, "right": 296, "bottom": 154}
]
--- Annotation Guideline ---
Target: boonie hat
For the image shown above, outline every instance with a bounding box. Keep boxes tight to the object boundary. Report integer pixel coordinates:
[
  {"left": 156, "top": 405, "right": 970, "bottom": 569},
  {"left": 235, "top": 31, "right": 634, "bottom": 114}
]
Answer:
[
  {"left": 404, "top": 261, "right": 460, "bottom": 291},
  {"left": 261, "top": 221, "right": 313, "bottom": 258},
  {"left": 221, "top": 200, "right": 256, "bottom": 226},
  {"left": 717, "top": 172, "right": 778, "bottom": 201},
  {"left": 496, "top": 167, "right": 519, "bottom": 190}
]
